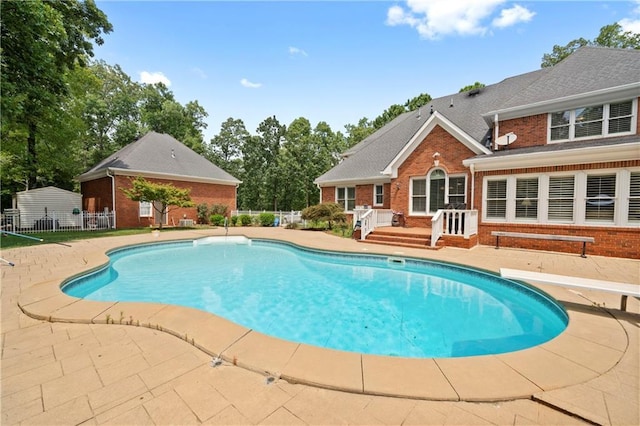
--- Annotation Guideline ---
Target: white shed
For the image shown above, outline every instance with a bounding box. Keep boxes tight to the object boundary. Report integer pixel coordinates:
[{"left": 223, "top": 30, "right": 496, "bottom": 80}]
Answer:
[{"left": 12, "top": 187, "right": 82, "bottom": 230}]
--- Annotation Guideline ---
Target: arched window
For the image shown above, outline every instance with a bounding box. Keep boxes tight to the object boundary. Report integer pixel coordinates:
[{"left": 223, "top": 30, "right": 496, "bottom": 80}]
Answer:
[{"left": 410, "top": 170, "right": 467, "bottom": 215}]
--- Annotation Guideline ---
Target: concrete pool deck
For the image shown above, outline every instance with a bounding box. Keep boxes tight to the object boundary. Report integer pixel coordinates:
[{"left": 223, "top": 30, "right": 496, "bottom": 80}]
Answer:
[{"left": 1, "top": 227, "right": 638, "bottom": 425}]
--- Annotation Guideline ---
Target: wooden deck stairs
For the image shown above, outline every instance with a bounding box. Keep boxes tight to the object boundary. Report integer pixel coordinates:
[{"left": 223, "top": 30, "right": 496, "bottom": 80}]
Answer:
[{"left": 360, "top": 227, "right": 443, "bottom": 250}]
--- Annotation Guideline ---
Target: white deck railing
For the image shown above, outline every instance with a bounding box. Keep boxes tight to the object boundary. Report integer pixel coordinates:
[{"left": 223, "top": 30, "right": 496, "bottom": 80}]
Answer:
[
  {"left": 353, "top": 208, "right": 393, "bottom": 240},
  {"left": 431, "top": 209, "right": 478, "bottom": 247}
]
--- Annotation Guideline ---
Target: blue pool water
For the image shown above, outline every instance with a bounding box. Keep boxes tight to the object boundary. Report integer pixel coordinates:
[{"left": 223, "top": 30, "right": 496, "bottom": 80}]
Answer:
[{"left": 63, "top": 237, "right": 568, "bottom": 358}]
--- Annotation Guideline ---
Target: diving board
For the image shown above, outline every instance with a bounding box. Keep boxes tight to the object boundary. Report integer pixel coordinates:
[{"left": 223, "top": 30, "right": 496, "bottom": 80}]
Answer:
[{"left": 500, "top": 268, "right": 640, "bottom": 312}]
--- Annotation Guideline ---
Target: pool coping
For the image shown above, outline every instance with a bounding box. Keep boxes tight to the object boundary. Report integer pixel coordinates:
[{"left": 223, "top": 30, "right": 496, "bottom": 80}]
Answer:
[{"left": 15, "top": 231, "right": 634, "bottom": 402}]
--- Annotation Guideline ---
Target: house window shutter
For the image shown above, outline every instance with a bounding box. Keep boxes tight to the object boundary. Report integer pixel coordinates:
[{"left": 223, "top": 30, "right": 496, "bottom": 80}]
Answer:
[
  {"left": 574, "top": 105, "right": 603, "bottom": 138},
  {"left": 515, "top": 178, "right": 539, "bottom": 219}
]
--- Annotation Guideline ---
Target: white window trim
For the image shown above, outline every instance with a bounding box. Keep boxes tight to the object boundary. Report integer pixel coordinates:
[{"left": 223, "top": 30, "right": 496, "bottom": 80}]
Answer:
[
  {"left": 139, "top": 201, "right": 153, "bottom": 218},
  {"left": 373, "top": 184, "right": 384, "bottom": 206},
  {"left": 335, "top": 186, "right": 356, "bottom": 212},
  {"left": 409, "top": 171, "right": 467, "bottom": 216},
  {"left": 547, "top": 98, "right": 637, "bottom": 144},
  {"left": 482, "top": 168, "right": 640, "bottom": 227}
]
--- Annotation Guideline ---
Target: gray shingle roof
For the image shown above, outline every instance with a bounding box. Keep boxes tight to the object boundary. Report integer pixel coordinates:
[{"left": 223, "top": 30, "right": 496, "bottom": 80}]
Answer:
[
  {"left": 316, "top": 47, "right": 640, "bottom": 185},
  {"left": 79, "top": 132, "right": 240, "bottom": 184}
]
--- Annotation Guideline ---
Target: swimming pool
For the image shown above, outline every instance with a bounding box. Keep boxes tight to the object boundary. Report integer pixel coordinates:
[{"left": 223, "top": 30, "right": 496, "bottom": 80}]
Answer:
[{"left": 63, "top": 237, "right": 568, "bottom": 358}]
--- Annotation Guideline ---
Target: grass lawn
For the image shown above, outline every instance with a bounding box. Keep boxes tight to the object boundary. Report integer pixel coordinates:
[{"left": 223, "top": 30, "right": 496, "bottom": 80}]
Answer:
[{"left": 0, "top": 227, "right": 200, "bottom": 250}]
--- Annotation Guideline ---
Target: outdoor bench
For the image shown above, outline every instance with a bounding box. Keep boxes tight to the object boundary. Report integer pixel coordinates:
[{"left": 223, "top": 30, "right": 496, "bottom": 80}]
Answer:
[
  {"left": 500, "top": 268, "right": 640, "bottom": 312},
  {"left": 491, "top": 231, "right": 595, "bottom": 258}
]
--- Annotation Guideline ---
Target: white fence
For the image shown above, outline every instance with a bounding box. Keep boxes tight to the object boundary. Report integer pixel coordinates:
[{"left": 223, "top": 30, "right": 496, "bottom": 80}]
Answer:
[
  {"left": 1, "top": 210, "right": 115, "bottom": 233},
  {"left": 431, "top": 209, "right": 478, "bottom": 247},
  {"left": 230, "top": 210, "right": 303, "bottom": 225}
]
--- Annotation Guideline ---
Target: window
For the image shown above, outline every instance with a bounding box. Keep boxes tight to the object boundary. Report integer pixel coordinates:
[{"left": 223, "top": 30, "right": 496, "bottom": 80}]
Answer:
[
  {"left": 629, "top": 172, "right": 640, "bottom": 222},
  {"left": 337, "top": 187, "right": 355, "bottom": 211},
  {"left": 139, "top": 201, "right": 152, "bottom": 217},
  {"left": 411, "top": 179, "right": 427, "bottom": 213},
  {"left": 549, "top": 100, "right": 635, "bottom": 142},
  {"left": 585, "top": 174, "right": 616, "bottom": 222},
  {"left": 448, "top": 176, "right": 466, "bottom": 207},
  {"left": 609, "top": 101, "right": 633, "bottom": 134},
  {"left": 374, "top": 184, "right": 384, "bottom": 206},
  {"left": 548, "top": 176, "right": 575, "bottom": 221},
  {"left": 486, "top": 180, "right": 507, "bottom": 218},
  {"left": 515, "top": 178, "right": 539, "bottom": 219}
]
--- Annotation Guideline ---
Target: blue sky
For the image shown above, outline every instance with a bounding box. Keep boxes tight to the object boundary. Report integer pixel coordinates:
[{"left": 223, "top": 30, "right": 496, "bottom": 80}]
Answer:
[{"left": 94, "top": 1, "right": 640, "bottom": 141}]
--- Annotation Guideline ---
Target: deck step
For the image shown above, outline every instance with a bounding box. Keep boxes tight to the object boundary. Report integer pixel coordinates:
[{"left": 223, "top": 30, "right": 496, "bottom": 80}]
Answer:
[
  {"left": 361, "top": 228, "right": 442, "bottom": 250},
  {"left": 359, "top": 239, "right": 443, "bottom": 250}
]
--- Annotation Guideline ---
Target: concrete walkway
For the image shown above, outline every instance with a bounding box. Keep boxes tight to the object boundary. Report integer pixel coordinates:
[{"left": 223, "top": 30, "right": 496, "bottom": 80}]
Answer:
[{"left": 2, "top": 227, "right": 638, "bottom": 425}]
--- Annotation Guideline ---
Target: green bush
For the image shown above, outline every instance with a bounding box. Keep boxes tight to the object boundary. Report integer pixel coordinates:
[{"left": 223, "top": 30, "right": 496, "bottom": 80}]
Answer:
[
  {"left": 239, "top": 214, "right": 252, "bottom": 226},
  {"left": 285, "top": 222, "right": 299, "bottom": 230},
  {"left": 210, "top": 214, "right": 226, "bottom": 226},
  {"left": 230, "top": 215, "right": 239, "bottom": 226},
  {"left": 196, "top": 203, "right": 209, "bottom": 224},
  {"left": 259, "top": 212, "right": 276, "bottom": 227},
  {"left": 210, "top": 204, "right": 228, "bottom": 216}
]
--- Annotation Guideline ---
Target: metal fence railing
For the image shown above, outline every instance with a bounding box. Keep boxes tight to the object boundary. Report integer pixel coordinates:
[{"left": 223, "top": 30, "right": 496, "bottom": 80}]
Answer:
[{"left": 1, "top": 210, "right": 115, "bottom": 234}]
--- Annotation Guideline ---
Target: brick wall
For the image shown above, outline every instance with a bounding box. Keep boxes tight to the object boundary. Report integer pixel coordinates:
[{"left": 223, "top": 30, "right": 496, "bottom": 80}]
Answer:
[
  {"left": 394, "top": 125, "right": 476, "bottom": 227},
  {"left": 495, "top": 113, "right": 547, "bottom": 150},
  {"left": 82, "top": 175, "right": 237, "bottom": 229},
  {"left": 472, "top": 159, "right": 640, "bottom": 259}
]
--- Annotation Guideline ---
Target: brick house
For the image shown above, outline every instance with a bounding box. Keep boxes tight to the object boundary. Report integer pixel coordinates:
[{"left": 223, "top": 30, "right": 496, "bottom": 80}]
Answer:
[
  {"left": 315, "top": 47, "right": 639, "bottom": 259},
  {"left": 79, "top": 132, "right": 241, "bottom": 228}
]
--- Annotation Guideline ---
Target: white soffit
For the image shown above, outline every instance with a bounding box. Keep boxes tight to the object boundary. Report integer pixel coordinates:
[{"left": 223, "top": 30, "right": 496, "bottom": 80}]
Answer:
[{"left": 463, "top": 142, "right": 640, "bottom": 171}]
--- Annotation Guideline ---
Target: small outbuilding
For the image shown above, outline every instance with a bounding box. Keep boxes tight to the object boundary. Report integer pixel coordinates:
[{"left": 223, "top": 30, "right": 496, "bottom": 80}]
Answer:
[
  {"left": 78, "top": 131, "right": 241, "bottom": 228},
  {"left": 11, "top": 186, "right": 82, "bottom": 230}
]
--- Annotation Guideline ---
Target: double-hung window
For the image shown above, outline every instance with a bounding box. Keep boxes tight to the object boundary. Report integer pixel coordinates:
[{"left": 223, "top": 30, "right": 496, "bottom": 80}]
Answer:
[
  {"left": 374, "top": 184, "right": 384, "bottom": 206},
  {"left": 448, "top": 176, "right": 466, "bottom": 207},
  {"left": 486, "top": 180, "right": 507, "bottom": 219},
  {"left": 585, "top": 174, "right": 616, "bottom": 222},
  {"left": 411, "top": 179, "right": 427, "bottom": 213},
  {"left": 336, "top": 187, "right": 355, "bottom": 211},
  {"left": 549, "top": 99, "right": 635, "bottom": 142},
  {"left": 548, "top": 176, "right": 575, "bottom": 221},
  {"left": 139, "top": 201, "right": 152, "bottom": 217},
  {"left": 515, "top": 178, "right": 539, "bottom": 219}
]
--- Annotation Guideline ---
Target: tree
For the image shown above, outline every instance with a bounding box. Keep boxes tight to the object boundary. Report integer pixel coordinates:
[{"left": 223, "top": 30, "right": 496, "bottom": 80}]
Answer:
[
  {"left": 121, "top": 177, "right": 194, "bottom": 229},
  {"left": 404, "top": 92, "right": 432, "bottom": 111},
  {"left": 208, "top": 117, "right": 248, "bottom": 179},
  {"left": 301, "top": 202, "right": 346, "bottom": 229},
  {"left": 0, "top": 0, "right": 112, "bottom": 189},
  {"left": 344, "top": 117, "right": 375, "bottom": 147},
  {"left": 459, "top": 82, "right": 485, "bottom": 93},
  {"left": 541, "top": 23, "right": 640, "bottom": 67}
]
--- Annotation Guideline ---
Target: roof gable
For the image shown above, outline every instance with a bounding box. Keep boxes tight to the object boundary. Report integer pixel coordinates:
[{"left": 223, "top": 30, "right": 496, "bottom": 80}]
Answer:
[
  {"left": 382, "top": 112, "right": 491, "bottom": 178},
  {"left": 79, "top": 132, "right": 241, "bottom": 184}
]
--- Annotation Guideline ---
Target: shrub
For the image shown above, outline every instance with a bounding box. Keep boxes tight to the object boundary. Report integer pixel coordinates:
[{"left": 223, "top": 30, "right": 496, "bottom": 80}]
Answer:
[
  {"left": 285, "top": 222, "right": 299, "bottom": 230},
  {"left": 301, "top": 202, "right": 346, "bottom": 229},
  {"left": 230, "top": 215, "right": 239, "bottom": 226},
  {"left": 210, "top": 204, "right": 228, "bottom": 216},
  {"left": 210, "top": 214, "right": 226, "bottom": 226},
  {"left": 258, "top": 212, "right": 276, "bottom": 227},
  {"left": 196, "top": 203, "right": 209, "bottom": 224},
  {"left": 239, "top": 214, "right": 252, "bottom": 226}
]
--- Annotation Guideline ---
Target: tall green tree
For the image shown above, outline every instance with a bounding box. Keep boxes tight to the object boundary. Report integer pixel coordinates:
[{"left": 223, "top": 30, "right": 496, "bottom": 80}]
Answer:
[
  {"left": 459, "top": 82, "right": 485, "bottom": 93},
  {"left": 344, "top": 117, "right": 375, "bottom": 147},
  {"left": 209, "top": 117, "right": 248, "bottom": 180},
  {"left": 541, "top": 23, "right": 640, "bottom": 67},
  {"left": 0, "top": 0, "right": 112, "bottom": 189}
]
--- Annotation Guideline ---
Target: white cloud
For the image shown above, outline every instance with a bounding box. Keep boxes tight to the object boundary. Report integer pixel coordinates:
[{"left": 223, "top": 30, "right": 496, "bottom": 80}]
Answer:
[
  {"left": 139, "top": 71, "right": 171, "bottom": 86},
  {"left": 619, "top": 18, "right": 640, "bottom": 34},
  {"left": 492, "top": 4, "right": 535, "bottom": 28},
  {"left": 289, "top": 46, "right": 308, "bottom": 57},
  {"left": 240, "top": 78, "right": 262, "bottom": 89},
  {"left": 386, "top": 0, "right": 533, "bottom": 39},
  {"left": 191, "top": 67, "right": 207, "bottom": 79}
]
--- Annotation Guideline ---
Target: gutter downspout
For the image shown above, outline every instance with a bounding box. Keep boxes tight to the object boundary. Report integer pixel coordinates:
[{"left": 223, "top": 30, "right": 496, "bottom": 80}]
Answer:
[
  {"left": 493, "top": 113, "right": 499, "bottom": 151},
  {"left": 469, "top": 163, "right": 475, "bottom": 210},
  {"left": 106, "top": 169, "right": 116, "bottom": 228}
]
